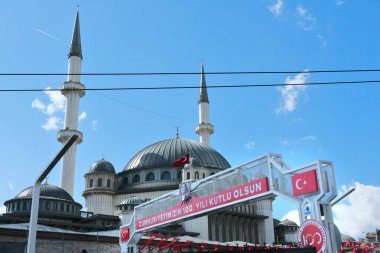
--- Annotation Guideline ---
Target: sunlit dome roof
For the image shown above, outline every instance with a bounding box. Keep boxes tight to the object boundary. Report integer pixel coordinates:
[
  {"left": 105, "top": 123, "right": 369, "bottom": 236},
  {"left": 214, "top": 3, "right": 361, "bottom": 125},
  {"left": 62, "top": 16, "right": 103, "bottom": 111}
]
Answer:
[
  {"left": 123, "top": 138, "right": 230, "bottom": 171},
  {"left": 119, "top": 196, "right": 145, "bottom": 205},
  {"left": 89, "top": 159, "right": 115, "bottom": 174},
  {"left": 14, "top": 184, "right": 74, "bottom": 202}
]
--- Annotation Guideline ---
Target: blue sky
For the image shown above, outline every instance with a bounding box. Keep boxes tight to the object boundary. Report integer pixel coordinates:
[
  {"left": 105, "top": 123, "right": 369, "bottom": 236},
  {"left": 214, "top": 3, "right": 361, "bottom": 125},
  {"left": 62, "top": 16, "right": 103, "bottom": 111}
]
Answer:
[{"left": 0, "top": 0, "right": 379, "bottom": 238}]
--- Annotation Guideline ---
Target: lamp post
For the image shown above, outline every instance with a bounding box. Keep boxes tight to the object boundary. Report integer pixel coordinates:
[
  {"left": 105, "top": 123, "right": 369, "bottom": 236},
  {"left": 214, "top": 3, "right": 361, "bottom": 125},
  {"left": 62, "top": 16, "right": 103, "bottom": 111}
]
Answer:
[{"left": 26, "top": 135, "right": 79, "bottom": 253}]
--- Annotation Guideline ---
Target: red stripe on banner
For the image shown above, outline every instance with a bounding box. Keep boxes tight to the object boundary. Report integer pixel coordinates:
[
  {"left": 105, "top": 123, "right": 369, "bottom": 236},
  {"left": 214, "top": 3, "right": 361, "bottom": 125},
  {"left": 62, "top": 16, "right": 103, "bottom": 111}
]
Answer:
[
  {"left": 173, "top": 240, "right": 193, "bottom": 251},
  {"left": 371, "top": 245, "right": 379, "bottom": 253},
  {"left": 339, "top": 240, "right": 352, "bottom": 253},
  {"left": 352, "top": 242, "right": 362, "bottom": 253},
  {"left": 198, "top": 242, "right": 207, "bottom": 252},
  {"left": 152, "top": 235, "right": 170, "bottom": 249},
  {"left": 160, "top": 238, "right": 180, "bottom": 250},
  {"left": 140, "top": 233, "right": 159, "bottom": 250}
]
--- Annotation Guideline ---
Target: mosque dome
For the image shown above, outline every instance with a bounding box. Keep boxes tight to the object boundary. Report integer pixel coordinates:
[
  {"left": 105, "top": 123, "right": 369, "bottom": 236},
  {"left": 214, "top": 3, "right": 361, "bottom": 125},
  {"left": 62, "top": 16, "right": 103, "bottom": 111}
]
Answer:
[
  {"left": 14, "top": 184, "right": 74, "bottom": 202},
  {"left": 88, "top": 159, "right": 116, "bottom": 174},
  {"left": 278, "top": 219, "right": 298, "bottom": 227},
  {"left": 119, "top": 196, "right": 145, "bottom": 205},
  {"left": 123, "top": 138, "right": 230, "bottom": 171}
]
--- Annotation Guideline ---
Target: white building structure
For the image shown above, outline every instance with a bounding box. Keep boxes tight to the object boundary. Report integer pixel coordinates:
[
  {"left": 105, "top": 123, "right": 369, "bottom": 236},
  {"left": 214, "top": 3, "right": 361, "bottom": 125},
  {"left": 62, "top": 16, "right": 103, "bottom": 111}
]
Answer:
[{"left": 58, "top": 9, "right": 85, "bottom": 197}]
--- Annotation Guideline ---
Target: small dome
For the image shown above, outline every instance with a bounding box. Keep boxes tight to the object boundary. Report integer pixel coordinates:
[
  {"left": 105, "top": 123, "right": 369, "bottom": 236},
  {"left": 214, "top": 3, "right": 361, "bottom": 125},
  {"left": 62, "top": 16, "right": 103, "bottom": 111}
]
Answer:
[
  {"left": 124, "top": 138, "right": 230, "bottom": 171},
  {"left": 341, "top": 234, "right": 356, "bottom": 242},
  {"left": 14, "top": 184, "right": 74, "bottom": 202},
  {"left": 278, "top": 219, "right": 298, "bottom": 227},
  {"left": 89, "top": 159, "right": 115, "bottom": 174},
  {"left": 119, "top": 196, "right": 145, "bottom": 205}
]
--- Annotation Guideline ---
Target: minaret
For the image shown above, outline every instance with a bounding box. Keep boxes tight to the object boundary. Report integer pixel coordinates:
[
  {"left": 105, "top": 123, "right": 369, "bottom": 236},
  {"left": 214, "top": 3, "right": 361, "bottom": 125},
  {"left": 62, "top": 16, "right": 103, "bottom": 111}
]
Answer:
[
  {"left": 195, "top": 65, "right": 214, "bottom": 146},
  {"left": 58, "top": 8, "right": 85, "bottom": 196}
]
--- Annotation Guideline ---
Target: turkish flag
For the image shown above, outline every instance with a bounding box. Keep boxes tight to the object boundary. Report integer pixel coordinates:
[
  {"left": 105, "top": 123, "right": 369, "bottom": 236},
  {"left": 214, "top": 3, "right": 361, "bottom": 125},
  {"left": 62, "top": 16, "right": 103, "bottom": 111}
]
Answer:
[
  {"left": 172, "top": 153, "right": 190, "bottom": 167},
  {"left": 362, "top": 243, "right": 372, "bottom": 253},
  {"left": 291, "top": 169, "right": 319, "bottom": 196},
  {"left": 120, "top": 227, "right": 130, "bottom": 242}
]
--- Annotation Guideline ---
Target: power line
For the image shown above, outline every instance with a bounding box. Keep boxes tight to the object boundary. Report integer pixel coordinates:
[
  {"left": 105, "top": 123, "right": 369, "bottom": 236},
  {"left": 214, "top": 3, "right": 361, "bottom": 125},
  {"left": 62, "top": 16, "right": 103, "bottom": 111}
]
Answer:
[
  {"left": 0, "top": 69, "right": 379, "bottom": 76},
  {"left": 0, "top": 80, "right": 379, "bottom": 92}
]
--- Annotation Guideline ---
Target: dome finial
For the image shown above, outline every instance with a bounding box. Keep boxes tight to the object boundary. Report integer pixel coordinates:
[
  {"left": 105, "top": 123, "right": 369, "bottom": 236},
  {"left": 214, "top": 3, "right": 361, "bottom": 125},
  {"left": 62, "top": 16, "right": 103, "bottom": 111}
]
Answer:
[{"left": 176, "top": 127, "right": 180, "bottom": 139}]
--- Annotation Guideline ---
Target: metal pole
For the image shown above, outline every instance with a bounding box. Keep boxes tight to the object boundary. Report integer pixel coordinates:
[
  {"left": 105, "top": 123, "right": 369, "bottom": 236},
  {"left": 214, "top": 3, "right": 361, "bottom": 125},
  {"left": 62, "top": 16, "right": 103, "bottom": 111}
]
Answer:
[
  {"left": 331, "top": 188, "right": 355, "bottom": 206},
  {"left": 26, "top": 134, "right": 78, "bottom": 253}
]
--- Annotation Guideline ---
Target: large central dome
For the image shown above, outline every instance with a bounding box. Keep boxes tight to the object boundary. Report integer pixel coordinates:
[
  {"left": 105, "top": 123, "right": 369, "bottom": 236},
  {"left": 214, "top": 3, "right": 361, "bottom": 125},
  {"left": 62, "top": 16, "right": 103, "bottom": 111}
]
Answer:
[{"left": 123, "top": 138, "right": 230, "bottom": 171}]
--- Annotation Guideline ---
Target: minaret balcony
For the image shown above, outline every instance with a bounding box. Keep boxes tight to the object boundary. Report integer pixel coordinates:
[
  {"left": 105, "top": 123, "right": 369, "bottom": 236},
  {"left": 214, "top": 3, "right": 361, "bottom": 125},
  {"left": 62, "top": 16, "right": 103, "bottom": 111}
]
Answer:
[
  {"left": 196, "top": 123, "right": 214, "bottom": 135},
  {"left": 57, "top": 129, "right": 83, "bottom": 144},
  {"left": 61, "top": 81, "right": 85, "bottom": 97}
]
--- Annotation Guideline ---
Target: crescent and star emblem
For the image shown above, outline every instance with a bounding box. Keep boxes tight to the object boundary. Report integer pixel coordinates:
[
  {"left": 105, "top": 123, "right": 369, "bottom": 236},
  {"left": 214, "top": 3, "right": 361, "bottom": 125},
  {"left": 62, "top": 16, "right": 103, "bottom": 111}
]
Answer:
[{"left": 296, "top": 178, "right": 307, "bottom": 190}]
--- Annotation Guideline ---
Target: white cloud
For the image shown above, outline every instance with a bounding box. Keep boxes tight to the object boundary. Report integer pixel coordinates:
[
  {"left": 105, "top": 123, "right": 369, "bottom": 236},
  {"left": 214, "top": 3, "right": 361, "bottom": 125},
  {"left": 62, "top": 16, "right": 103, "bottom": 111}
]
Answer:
[
  {"left": 7, "top": 181, "right": 15, "bottom": 191},
  {"left": 79, "top": 112, "right": 87, "bottom": 121},
  {"left": 44, "top": 88, "right": 65, "bottom": 115},
  {"left": 92, "top": 120, "right": 98, "bottom": 131},
  {"left": 31, "top": 99, "right": 46, "bottom": 111},
  {"left": 244, "top": 141, "right": 256, "bottom": 150},
  {"left": 333, "top": 182, "right": 380, "bottom": 239},
  {"left": 269, "top": 0, "right": 283, "bottom": 16},
  {"left": 279, "top": 139, "right": 289, "bottom": 146},
  {"left": 276, "top": 71, "right": 310, "bottom": 113},
  {"left": 42, "top": 117, "right": 62, "bottom": 130},
  {"left": 36, "top": 29, "right": 62, "bottom": 42},
  {"left": 31, "top": 87, "right": 65, "bottom": 115},
  {"left": 302, "top": 135, "right": 317, "bottom": 141},
  {"left": 317, "top": 34, "right": 327, "bottom": 48},
  {"left": 296, "top": 6, "right": 317, "bottom": 31},
  {"left": 0, "top": 205, "right": 6, "bottom": 214},
  {"left": 336, "top": 0, "right": 345, "bottom": 6},
  {"left": 282, "top": 209, "right": 300, "bottom": 225}
]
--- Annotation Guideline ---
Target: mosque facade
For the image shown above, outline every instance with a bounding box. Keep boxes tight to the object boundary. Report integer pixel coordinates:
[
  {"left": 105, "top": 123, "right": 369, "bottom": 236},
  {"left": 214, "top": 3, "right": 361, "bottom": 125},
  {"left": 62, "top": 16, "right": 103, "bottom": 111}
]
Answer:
[{"left": 2, "top": 8, "right": 279, "bottom": 246}]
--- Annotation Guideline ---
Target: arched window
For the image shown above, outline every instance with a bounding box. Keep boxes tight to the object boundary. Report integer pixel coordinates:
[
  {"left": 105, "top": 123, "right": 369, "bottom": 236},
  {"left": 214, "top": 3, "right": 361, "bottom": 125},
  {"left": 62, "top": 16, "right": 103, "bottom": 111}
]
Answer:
[
  {"left": 107, "top": 179, "right": 111, "bottom": 188},
  {"left": 203, "top": 173, "right": 206, "bottom": 179},
  {"left": 161, "top": 171, "right": 171, "bottom": 180},
  {"left": 123, "top": 177, "right": 128, "bottom": 185},
  {"left": 97, "top": 178, "right": 102, "bottom": 187},
  {"left": 187, "top": 172, "right": 190, "bottom": 180},
  {"left": 89, "top": 179, "right": 93, "bottom": 188},
  {"left": 146, "top": 172, "right": 155, "bottom": 181},
  {"left": 177, "top": 171, "right": 182, "bottom": 179},
  {"left": 132, "top": 174, "right": 140, "bottom": 183},
  {"left": 195, "top": 171, "right": 199, "bottom": 179}
]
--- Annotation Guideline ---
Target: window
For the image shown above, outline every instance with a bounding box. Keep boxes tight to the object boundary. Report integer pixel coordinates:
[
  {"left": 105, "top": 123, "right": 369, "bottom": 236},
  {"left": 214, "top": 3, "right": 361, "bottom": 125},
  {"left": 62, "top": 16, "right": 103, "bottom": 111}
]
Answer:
[
  {"left": 161, "top": 171, "right": 171, "bottom": 180},
  {"left": 60, "top": 203, "right": 64, "bottom": 211},
  {"left": 97, "top": 178, "right": 102, "bottom": 187},
  {"left": 132, "top": 174, "right": 140, "bottom": 183},
  {"left": 22, "top": 201, "right": 27, "bottom": 210},
  {"left": 187, "top": 172, "right": 190, "bottom": 180},
  {"left": 66, "top": 204, "right": 70, "bottom": 212},
  {"left": 177, "top": 171, "right": 182, "bottom": 179},
  {"left": 89, "top": 179, "right": 93, "bottom": 188},
  {"left": 122, "top": 177, "right": 128, "bottom": 185},
  {"left": 195, "top": 171, "right": 199, "bottom": 179},
  {"left": 45, "top": 201, "right": 50, "bottom": 210},
  {"left": 53, "top": 202, "right": 57, "bottom": 211},
  {"left": 71, "top": 205, "right": 74, "bottom": 213},
  {"left": 146, "top": 172, "right": 155, "bottom": 181},
  {"left": 210, "top": 172, "right": 216, "bottom": 176},
  {"left": 203, "top": 173, "right": 206, "bottom": 179},
  {"left": 107, "top": 179, "right": 111, "bottom": 188},
  {"left": 16, "top": 202, "right": 20, "bottom": 211}
]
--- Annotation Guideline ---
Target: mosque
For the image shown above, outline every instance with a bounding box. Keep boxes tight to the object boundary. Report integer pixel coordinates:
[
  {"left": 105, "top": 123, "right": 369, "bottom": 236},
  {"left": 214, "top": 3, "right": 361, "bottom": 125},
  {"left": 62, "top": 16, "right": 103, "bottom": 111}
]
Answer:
[{"left": 0, "top": 9, "right": 352, "bottom": 252}]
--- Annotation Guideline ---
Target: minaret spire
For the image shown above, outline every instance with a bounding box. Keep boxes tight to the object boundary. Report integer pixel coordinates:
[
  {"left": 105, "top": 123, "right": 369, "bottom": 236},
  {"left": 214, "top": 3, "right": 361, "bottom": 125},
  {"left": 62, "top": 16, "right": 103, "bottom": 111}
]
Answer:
[
  {"left": 58, "top": 8, "right": 85, "bottom": 196},
  {"left": 68, "top": 7, "right": 82, "bottom": 59},
  {"left": 195, "top": 64, "right": 214, "bottom": 146}
]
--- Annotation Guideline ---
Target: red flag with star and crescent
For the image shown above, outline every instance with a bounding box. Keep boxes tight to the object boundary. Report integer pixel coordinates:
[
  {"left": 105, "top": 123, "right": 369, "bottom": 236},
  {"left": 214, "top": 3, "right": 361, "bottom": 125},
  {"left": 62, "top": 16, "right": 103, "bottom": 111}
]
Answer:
[
  {"left": 291, "top": 169, "right": 319, "bottom": 196},
  {"left": 172, "top": 153, "right": 190, "bottom": 167}
]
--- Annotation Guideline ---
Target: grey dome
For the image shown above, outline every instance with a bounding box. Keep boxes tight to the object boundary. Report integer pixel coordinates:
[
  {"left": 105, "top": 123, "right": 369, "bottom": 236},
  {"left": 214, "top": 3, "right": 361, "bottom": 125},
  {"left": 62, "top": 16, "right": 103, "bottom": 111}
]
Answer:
[
  {"left": 14, "top": 184, "right": 74, "bottom": 202},
  {"left": 341, "top": 234, "right": 356, "bottom": 242},
  {"left": 278, "top": 219, "right": 298, "bottom": 227},
  {"left": 89, "top": 159, "right": 115, "bottom": 174},
  {"left": 123, "top": 138, "right": 231, "bottom": 171},
  {"left": 119, "top": 196, "right": 145, "bottom": 205}
]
